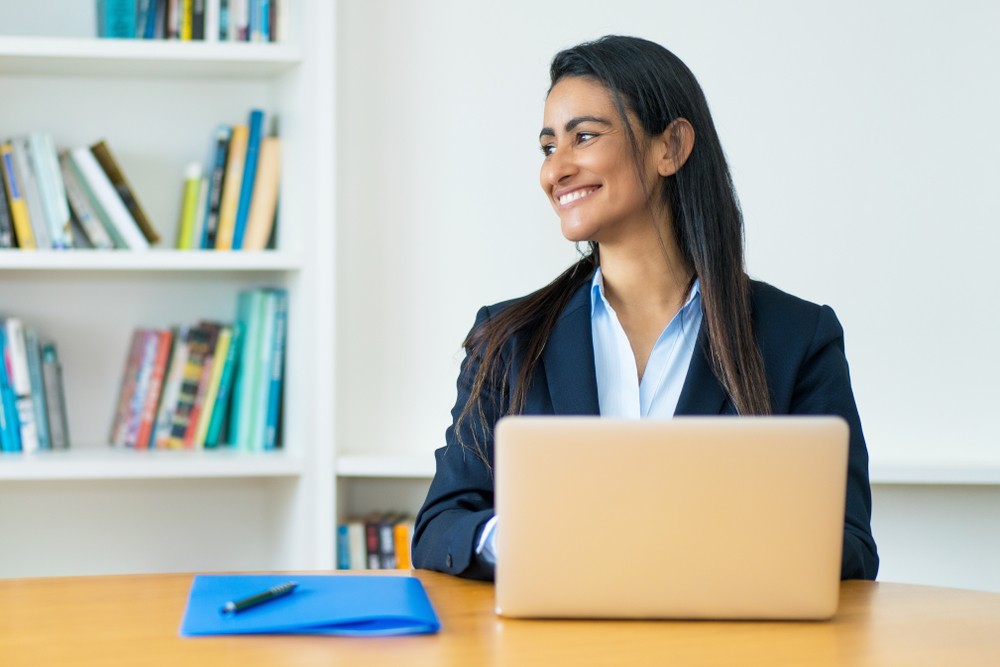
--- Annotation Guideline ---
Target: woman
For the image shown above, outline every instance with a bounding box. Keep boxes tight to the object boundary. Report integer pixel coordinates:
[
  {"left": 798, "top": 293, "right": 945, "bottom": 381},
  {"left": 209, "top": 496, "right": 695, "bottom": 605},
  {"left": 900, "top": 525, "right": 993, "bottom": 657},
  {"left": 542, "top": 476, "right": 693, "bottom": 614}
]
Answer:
[{"left": 411, "top": 35, "right": 878, "bottom": 581}]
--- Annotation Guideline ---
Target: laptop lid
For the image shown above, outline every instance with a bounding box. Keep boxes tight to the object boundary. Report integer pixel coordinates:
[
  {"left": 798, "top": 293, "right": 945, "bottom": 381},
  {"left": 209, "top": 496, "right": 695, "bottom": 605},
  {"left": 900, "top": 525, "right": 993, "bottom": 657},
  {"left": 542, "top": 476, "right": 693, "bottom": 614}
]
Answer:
[{"left": 494, "top": 416, "right": 848, "bottom": 620}]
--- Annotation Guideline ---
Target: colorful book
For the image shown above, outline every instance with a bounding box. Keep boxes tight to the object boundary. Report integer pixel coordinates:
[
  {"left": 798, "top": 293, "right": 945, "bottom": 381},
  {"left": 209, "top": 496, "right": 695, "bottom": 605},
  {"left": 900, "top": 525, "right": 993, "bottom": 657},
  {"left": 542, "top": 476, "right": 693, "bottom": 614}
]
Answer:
[
  {"left": 204, "top": 322, "right": 242, "bottom": 447},
  {"left": 248, "top": 290, "right": 277, "bottom": 451},
  {"left": 3, "top": 319, "right": 39, "bottom": 453},
  {"left": 242, "top": 136, "right": 281, "bottom": 251},
  {"left": 59, "top": 152, "right": 115, "bottom": 249},
  {"left": 394, "top": 519, "right": 414, "bottom": 569},
  {"left": 70, "top": 147, "right": 149, "bottom": 250},
  {"left": 109, "top": 330, "right": 147, "bottom": 445},
  {"left": 164, "top": 326, "right": 215, "bottom": 449},
  {"left": 218, "top": 0, "right": 230, "bottom": 40},
  {"left": 180, "top": 0, "right": 193, "bottom": 40},
  {"left": 365, "top": 514, "right": 382, "bottom": 570},
  {"left": 378, "top": 513, "right": 399, "bottom": 569},
  {"left": 181, "top": 323, "right": 220, "bottom": 449},
  {"left": 167, "top": 0, "right": 181, "bottom": 39},
  {"left": 232, "top": 109, "right": 264, "bottom": 250},
  {"left": 336, "top": 525, "right": 351, "bottom": 570},
  {"left": 23, "top": 330, "right": 51, "bottom": 450},
  {"left": 11, "top": 137, "right": 52, "bottom": 250},
  {"left": 96, "top": 0, "right": 137, "bottom": 38},
  {"left": 0, "top": 143, "right": 35, "bottom": 249},
  {"left": 190, "top": 175, "right": 209, "bottom": 252},
  {"left": 0, "top": 161, "right": 14, "bottom": 248},
  {"left": 262, "top": 290, "right": 287, "bottom": 449},
  {"left": 229, "top": 291, "right": 266, "bottom": 449},
  {"left": 232, "top": 0, "right": 249, "bottom": 41},
  {"left": 65, "top": 150, "right": 126, "bottom": 249},
  {"left": 153, "top": 326, "right": 190, "bottom": 449},
  {"left": 214, "top": 124, "right": 248, "bottom": 250},
  {"left": 201, "top": 125, "right": 231, "bottom": 249},
  {"left": 176, "top": 162, "right": 202, "bottom": 249},
  {"left": 137, "top": 0, "right": 156, "bottom": 39},
  {"left": 90, "top": 141, "right": 160, "bottom": 245},
  {"left": 191, "top": 325, "right": 232, "bottom": 448},
  {"left": 0, "top": 325, "right": 23, "bottom": 452},
  {"left": 123, "top": 331, "right": 162, "bottom": 448},
  {"left": 41, "top": 343, "right": 69, "bottom": 449},
  {"left": 134, "top": 330, "right": 175, "bottom": 450},
  {"left": 28, "top": 134, "right": 72, "bottom": 249}
]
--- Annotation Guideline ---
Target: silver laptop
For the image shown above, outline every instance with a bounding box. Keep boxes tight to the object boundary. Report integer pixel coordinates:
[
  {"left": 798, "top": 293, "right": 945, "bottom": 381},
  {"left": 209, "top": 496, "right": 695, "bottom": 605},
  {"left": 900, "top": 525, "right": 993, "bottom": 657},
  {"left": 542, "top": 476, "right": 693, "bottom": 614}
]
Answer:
[{"left": 493, "top": 416, "right": 848, "bottom": 620}]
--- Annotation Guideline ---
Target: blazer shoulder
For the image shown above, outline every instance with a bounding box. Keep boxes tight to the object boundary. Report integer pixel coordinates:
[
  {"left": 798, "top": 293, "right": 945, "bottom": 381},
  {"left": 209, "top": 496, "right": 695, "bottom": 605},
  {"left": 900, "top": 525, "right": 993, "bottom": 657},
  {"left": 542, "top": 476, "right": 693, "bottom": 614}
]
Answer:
[{"left": 749, "top": 280, "right": 839, "bottom": 341}]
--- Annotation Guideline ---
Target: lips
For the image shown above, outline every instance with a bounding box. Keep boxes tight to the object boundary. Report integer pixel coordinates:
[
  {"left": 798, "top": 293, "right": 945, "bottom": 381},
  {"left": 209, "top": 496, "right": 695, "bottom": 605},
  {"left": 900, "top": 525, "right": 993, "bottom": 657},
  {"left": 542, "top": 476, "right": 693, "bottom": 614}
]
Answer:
[{"left": 557, "top": 186, "right": 600, "bottom": 206}]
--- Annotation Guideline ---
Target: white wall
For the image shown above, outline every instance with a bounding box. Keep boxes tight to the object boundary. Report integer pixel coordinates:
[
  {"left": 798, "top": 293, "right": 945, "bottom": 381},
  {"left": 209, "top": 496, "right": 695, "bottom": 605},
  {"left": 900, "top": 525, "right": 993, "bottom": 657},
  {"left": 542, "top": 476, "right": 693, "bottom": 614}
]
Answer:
[{"left": 337, "top": 1, "right": 1000, "bottom": 591}]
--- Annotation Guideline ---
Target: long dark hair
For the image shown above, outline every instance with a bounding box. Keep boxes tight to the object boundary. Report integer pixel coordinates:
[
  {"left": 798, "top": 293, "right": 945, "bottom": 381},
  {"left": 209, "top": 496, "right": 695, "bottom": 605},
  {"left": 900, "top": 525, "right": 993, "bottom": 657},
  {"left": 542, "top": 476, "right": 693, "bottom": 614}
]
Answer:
[{"left": 457, "top": 35, "right": 771, "bottom": 466}]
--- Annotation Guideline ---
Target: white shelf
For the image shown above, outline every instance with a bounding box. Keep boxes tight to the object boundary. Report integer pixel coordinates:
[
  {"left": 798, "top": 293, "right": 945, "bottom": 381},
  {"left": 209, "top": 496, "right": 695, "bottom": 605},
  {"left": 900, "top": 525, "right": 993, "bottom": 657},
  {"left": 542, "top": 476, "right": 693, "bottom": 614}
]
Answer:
[
  {"left": 336, "top": 454, "right": 435, "bottom": 478},
  {"left": 0, "top": 36, "right": 302, "bottom": 78},
  {"left": 870, "top": 461, "right": 1000, "bottom": 485},
  {"left": 0, "top": 448, "right": 304, "bottom": 480},
  {"left": 0, "top": 249, "right": 302, "bottom": 271}
]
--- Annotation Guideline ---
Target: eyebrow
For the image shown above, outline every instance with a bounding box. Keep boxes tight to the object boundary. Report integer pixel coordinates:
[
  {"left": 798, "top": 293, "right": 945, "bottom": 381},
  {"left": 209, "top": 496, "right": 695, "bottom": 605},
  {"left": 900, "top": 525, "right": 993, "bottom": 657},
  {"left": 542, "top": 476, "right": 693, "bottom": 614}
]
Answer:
[{"left": 539, "top": 116, "right": 613, "bottom": 139}]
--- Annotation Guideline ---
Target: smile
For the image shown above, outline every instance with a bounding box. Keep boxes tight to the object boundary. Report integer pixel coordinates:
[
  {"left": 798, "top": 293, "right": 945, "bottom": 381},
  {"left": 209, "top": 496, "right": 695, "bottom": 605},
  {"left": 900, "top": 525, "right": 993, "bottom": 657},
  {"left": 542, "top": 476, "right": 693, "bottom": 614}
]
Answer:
[{"left": 558, "top": 187, "right": 599, "bottom": 206}]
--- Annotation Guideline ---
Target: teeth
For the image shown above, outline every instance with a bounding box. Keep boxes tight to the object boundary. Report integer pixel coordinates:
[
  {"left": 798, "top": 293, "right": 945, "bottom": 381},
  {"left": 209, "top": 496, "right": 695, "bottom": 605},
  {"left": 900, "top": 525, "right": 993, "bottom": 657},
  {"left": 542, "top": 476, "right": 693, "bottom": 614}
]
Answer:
[{"left": 559, "top": 188, "right": 595, "bottom": 205}]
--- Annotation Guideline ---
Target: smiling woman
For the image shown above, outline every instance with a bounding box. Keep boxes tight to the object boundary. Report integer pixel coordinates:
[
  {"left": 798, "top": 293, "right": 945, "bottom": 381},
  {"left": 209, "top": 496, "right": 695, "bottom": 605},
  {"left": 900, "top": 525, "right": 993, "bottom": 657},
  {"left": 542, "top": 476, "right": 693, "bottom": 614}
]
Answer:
[{"left": 411, "top": 35, "right": 878, "bottom": 583}]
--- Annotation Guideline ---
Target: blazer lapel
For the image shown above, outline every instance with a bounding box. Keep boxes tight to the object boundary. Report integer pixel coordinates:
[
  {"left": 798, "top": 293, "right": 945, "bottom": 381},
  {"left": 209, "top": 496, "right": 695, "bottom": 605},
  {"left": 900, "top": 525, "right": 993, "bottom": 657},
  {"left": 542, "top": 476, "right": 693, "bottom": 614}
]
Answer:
[
  {"left": 541, "top": 281, "right": 600, "bottom": 416},
  {"left": 674, "top": 325, "right": 730, "bottom": 416}
]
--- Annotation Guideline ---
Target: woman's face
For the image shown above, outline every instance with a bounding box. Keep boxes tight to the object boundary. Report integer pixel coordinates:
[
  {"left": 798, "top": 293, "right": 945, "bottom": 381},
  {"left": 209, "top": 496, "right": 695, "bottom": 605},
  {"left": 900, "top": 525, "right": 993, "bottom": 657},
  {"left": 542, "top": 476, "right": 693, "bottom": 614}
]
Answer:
[{"left": 539, "top": 76, "right": 660, "bottom": 245}]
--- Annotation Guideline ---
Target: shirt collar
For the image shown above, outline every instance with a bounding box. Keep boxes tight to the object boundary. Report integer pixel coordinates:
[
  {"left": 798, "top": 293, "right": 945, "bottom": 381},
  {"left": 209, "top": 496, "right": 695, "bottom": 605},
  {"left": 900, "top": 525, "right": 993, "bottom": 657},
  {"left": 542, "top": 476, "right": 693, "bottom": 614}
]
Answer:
[{"left": 590, "top": 266, "right": 701, "bottom": 317}]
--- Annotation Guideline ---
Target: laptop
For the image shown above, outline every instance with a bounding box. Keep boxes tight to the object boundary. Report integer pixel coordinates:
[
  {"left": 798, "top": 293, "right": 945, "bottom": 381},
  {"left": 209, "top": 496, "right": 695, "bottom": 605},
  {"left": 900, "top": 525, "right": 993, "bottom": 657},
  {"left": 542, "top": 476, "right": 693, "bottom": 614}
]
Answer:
[{"left": 493, "top": 416, "right": 849, "bottom": 620}]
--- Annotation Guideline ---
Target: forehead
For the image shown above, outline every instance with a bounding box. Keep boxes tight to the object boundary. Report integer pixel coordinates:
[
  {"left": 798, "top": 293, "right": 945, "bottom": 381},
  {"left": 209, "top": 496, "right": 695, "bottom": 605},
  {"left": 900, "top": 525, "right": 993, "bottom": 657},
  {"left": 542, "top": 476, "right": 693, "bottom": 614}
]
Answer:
[{"left": 543, "top": 76, "right": 617, "bottom": 127}]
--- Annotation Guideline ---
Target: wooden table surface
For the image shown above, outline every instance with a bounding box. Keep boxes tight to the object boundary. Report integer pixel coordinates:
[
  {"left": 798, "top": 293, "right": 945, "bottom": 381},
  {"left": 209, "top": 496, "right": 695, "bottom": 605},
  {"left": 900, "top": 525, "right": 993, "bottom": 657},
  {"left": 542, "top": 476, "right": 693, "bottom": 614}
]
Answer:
[{"left": 2, "top": 570, "right": 1000, "bottom": 666}]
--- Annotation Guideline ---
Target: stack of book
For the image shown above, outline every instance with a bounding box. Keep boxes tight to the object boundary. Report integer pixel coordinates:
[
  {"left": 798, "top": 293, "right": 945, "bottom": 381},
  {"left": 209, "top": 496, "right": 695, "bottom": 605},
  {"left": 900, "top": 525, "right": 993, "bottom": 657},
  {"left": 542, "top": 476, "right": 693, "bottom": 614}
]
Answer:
[
  {"left": 0, "top": 136, "right": 161, "bottom": 251},
  {"left": 0, "top": 319, "right": 70, "bottom": 453},
  {"left": 337, "top": 514, "right": 416, "bottom": 571},
  {"left": 98, "top": 0, "right": 287, "bottom": 42},
  {"left": 109, "top": 288, "right": 287, "bottom": 450},
  {"left": 176, "top": 109, "right": 281, "bottom": 251}
]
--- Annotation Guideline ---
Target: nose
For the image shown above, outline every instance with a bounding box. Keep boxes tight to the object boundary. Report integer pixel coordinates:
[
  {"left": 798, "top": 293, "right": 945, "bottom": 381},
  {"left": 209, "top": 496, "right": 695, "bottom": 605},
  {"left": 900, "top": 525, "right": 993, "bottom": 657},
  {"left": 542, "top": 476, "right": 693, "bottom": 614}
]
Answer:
[{"left": 540, "top": 145, "right": 577, "bottom": 190}]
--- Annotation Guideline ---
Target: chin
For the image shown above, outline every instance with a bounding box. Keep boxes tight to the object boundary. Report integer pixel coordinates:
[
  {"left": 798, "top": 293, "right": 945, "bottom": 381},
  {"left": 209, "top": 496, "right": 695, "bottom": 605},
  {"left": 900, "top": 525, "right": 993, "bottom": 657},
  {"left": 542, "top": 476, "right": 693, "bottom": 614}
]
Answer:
[{"left": 559, "top": 220, "right": 597, "bottom": 244}]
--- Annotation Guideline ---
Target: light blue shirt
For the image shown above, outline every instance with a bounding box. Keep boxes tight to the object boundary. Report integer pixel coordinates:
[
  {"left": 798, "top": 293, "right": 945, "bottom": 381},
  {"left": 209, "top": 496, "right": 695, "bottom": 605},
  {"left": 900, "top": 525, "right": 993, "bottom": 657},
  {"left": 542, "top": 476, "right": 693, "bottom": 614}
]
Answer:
[{"left": 477, "top": 269, "right": 703, "bottom": 564}]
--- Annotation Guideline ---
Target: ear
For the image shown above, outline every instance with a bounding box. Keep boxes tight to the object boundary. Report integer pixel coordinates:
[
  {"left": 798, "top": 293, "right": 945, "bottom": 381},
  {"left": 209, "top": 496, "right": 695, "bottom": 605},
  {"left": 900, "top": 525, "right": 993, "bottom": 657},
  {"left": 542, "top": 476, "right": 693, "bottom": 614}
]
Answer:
[{"left": 653, "top": 118, "right": 695, "bottom": 177}]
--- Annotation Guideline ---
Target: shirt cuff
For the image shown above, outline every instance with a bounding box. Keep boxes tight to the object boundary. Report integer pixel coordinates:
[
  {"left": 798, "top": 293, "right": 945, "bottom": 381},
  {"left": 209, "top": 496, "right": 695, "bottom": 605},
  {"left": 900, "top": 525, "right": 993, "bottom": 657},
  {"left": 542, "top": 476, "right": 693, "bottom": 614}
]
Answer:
[{"left": 475, "top": 515, "right": 499, "bottom": 565}]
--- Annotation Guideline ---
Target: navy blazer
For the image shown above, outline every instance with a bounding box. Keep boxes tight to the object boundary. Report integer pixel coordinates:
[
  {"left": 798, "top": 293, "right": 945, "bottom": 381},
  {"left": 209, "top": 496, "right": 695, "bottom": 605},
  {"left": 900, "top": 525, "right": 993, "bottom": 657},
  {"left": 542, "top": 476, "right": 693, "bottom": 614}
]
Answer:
[{"left": 412, "top": 279, "right": 879, "bottom": 581}]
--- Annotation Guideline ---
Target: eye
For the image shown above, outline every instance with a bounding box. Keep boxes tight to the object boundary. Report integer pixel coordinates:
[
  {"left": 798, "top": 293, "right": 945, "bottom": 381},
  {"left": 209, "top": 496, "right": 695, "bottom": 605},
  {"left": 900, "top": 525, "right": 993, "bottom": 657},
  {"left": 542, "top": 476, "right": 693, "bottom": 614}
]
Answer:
[
  {"left": 577, "top": 132, "right": 597, "bottom": 144},
  {"left": 539, "top": 143, "right": 556, "bottom": 156}
]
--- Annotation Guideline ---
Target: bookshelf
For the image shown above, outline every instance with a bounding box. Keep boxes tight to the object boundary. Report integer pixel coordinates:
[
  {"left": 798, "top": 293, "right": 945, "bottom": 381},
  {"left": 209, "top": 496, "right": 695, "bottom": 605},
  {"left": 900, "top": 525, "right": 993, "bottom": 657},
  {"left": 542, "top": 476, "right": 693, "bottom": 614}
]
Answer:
[{"left": 0, "top": 2, "right": 335, "bottom": 577}]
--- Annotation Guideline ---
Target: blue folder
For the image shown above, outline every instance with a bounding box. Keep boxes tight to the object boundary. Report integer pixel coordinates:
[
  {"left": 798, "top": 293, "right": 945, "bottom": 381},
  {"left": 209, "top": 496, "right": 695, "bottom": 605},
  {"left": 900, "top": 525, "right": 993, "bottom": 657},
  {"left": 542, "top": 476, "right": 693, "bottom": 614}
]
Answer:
[{"left": 180, "top": 575, "right": 440, "bottom": 637}]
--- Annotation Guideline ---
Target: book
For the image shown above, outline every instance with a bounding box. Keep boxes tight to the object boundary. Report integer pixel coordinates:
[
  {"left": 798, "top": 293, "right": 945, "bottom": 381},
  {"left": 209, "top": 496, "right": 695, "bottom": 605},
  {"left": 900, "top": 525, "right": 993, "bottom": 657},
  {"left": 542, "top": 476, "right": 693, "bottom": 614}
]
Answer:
[
  {"left": 201, "top": 125, "right": 231, "bottom": 249},
  {"left": 365, "top": 515, "right": 381, "bottom": 570},
  {"left": 214, "top": 124, "right": 248, "bottom": 250},
  {"left": 248, "top": 290, "right": 277, "bottom": 451},
  {"left": 218, "top": 0, "right": 230, "bottom": 40},
  {"left": 190, "top": 175, "right": 210, "bottom": 252},
  {"left": 164, "top": 326, "right": 215, "bottom": 449},
  {"left": 2, "top": 319, "right": 39, "bottom": 452},
  {"left": 176, "top": 162, "right": 202, "bottom": 249},
  {"left": 378, "top": 513, "right": 398, "bottom": 569},
  {"left": 180, "top": 0, "right": 193, "bottom": 40},
  {"left": 192, "top": 0, "right": 206, "bottom": 40},
  {"left": 347, "top": 521, "right": 366, "bottom": 570},
  {"left": 1, "top": 143, "right": 36, "bottom": 249},
  {"left": 109, "top": 330, "right": 147, "bottom": 445},
  {"left": 28, "top": 134, "right": 72, "bottom": 249},
  {"left": 336, "top": 525, "right": 351, "bottom": 570},
  {"left": 23, "top": 330, "right": 51, "bottom": 450},
  {"left": 167, "top": 0, "right": 181, "bottom": 39},
  {"left": 262, "top": 289, "right": 287, "bottom": 449},
  {"left": 242, "top": 136, "right": 281, "bottom": 251},
  {"left": 11, "top": 137, "right": 52, "bottom": 250},
  {"left": 394, "top": 519, "right": 414, "bottom": 569},
  {"left": 64, "top": 150, "right": 127, "bottom": 249},
  {"left": 229, "top": 290, "right": 266, "bottom": 449},
  {"left": 137, "top": 0, "right": 156, "bottom": 40},
  {"left": 232, "top": 109, "right": 265, "bottom": 250},
  {"left": 152, "top": 326, "right": 190, "bottom": 449},
  {"left": 181, "top": 322, "right": 221, "bottom": 449},
  {"left": 205, "top": 0, "right": 220, "bottom": 42},
  {"left": 41, "top": 343, "right": 69, "bottom": 449},
  {"left": 59, "top": 152, "right": 115, "bottom": 249},
  {"left": 134, "top": 329, "right": 175, "bottom": 450},
  {"left": 123, "top": 330, "right": 162, "bottom": 448},
  {"left": 97, "top": 0, "right": 137, "bottom": 38},
  {"left": 191, "top": 325, "right": 232, "bottom": 448},
  {"left": 0, "top": 151, "right": 16, "bottom": 248},
  {"left": 179, "top": 575, "right": 441, "bottom": 637},
  {"left": 90, "top": 141, "right": 160, "bottom": 245},
  {"left": 70, "top": 147, "right": 149, "bottom": 250},
  {"left": 0, "top": 325, "right": 23, "bottom": 452},
  {"left": 231, "top": 0, "right": 249, "bottom": 41},
  {"left": 203, "top": 322, "right": 242, "bottom": 447}
]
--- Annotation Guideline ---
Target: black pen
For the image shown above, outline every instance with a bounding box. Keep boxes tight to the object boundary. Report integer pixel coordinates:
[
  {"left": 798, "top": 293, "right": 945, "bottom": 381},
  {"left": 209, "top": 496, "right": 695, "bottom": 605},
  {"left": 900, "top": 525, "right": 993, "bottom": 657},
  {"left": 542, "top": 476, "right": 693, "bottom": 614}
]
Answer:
[{"left": 221, "top": 581, "right": 298, "bottom": 614}]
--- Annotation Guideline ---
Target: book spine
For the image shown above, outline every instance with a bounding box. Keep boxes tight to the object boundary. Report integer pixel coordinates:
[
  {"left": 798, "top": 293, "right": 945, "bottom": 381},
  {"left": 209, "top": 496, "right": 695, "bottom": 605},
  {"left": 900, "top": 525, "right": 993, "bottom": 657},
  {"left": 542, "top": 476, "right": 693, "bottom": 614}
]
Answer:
[
  {"left": 233, "top": 0, "right": 249, "bottom": 41},
  {"left": 65, "top": 151, "right": 126, "bottom": 249},
  {"left": 214, "top": 125, "right": 248, "bottom": 250},
  {"left": 249, "top": 291, "right": 277, "bottom": 451},
  {"left": 379, "top": 516, "right": 397, "bottom": 569},
  {"left": 262, "top": 290, "right": 286, "bottom": 449},
  {"left": 59, "top": 152, "right": 115, "bottom": 249},
  {"left": 70, "top": 147, "right": 149, "bottom": 250},
  {"left": 192, "top": 0, "right": 206, "bottom": 39},
  {"left": 248, "top": 0, "right": 258, "bottom": 42},
  {"left": 90, "top": 141, "right": 160, "bottom": 245},
  {"left": 0, "top": 324, "right": 23, "bottom": 452},
  {"left": 27, "top": 134, "right": 67, "bottom": 249},
  {"left": 23, "top": 331, "right": 50, "bottom": 450},
  {"left": 176, "top": 162, "right": 202, "bottom": 250},
  {"left": 242, "top": 136, "right": 281, "bottom": 251},
  {"left": 11, "top": 138, "right": 52, "bottom": 250},
  {"left": 123, "top": 331, "right": 161, "bottom": 448},
  {"left": 165, "top": 327, "right": 212, "bottom": 449},
  {"left": 154, "top": 0, "right": 167, "bottom": 38},
  {"left": 0, "top": 163, "right": 13, "bottom": 248},
  {"left": 167, "top": 0, "right": 181, "bottom": 39},
  {"left": 182, "top": 323, "right": 219, "bottom": 449},
  {"left": 1, "top": 143, "right": 35, "bottom": 249},
  {"left": 394, "top": 520, "right": 414, "bottom": 569},
  {"left": 202, "top": 125, "right": 231, "bottom": 249},
  {"left": 100, "top": 0, "right": 137, "bottom": 39},
  {"left": 365, "top": 519, "right": 381, "bottom": 570},
  {"left": 204, "top": 322, "right": 241, "bottom": 447},
  {"left": 275, "top": 0, "right": 288, "bottom": 43},
  {"left": 41, "top": 344, "right": 70, "bottom": 449},
  {"left": 231, "top": 110, "right": 264, "bottom": 250},
  {"left": 232, "top": 291, "right": 266, "bottom": 450},
  {"left": 205, "top": 0, "right": 220, "bottom": 42},
  {"left": 153, "top": 326, "right": 190, "bottom": 449},
  {"left": 180, "top": 0, "right": 193, "bottom": 40},
  {"left": 4, "top": 319, "right": 40, "bottom": 453},
  {"left": 192, "top": 325, "right": 231, "bottom": 447},
  {"left": 137, "top": 0, "right": 153, "bottom": 40},
  {"left": 259, "top": 0, "right": 269, "bottom": 42},
  {"left": 348, "top": 522, "right": 366, "bottom": 570},
  {"left": 109, "top": 330, "right": 147, "bottom": 445},
  {"left": 134, "top": 329, "right": 175, "bottom": 450},
  {"left": 336, "top": 525, "right": 351, "bottom": 570}
]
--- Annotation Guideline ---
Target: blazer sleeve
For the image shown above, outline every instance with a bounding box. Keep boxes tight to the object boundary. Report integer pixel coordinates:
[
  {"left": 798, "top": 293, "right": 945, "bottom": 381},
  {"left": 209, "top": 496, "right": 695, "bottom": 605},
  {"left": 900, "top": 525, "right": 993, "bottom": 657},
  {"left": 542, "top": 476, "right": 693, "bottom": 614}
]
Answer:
[
  {"left": 411, "top": 306, "right": 504, "bottom": 580},
  {"left": 791, "top": 305, "right": 879, "bottom": 581}
]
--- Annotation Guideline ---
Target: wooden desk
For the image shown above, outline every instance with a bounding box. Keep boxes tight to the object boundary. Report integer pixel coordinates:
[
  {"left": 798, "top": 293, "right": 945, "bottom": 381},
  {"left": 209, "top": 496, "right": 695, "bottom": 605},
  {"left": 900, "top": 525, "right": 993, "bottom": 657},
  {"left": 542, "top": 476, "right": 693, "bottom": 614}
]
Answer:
[{"left": 2, "top": 570, "right": 1000, "bottom": 666}]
